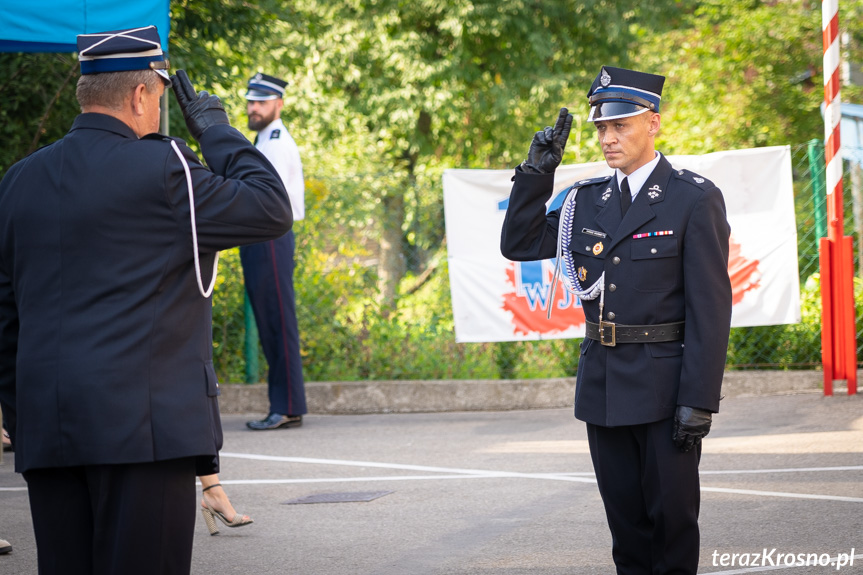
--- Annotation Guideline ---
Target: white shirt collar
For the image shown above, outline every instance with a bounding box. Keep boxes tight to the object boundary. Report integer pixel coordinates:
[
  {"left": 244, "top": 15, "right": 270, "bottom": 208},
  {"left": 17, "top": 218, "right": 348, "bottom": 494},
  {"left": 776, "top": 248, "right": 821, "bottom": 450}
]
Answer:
[
  {"left": 616, "top": 151, "right": 661, "bottom": 199},
  {"left": 256, "top": 117, "right": 284, "bottom": 142}
]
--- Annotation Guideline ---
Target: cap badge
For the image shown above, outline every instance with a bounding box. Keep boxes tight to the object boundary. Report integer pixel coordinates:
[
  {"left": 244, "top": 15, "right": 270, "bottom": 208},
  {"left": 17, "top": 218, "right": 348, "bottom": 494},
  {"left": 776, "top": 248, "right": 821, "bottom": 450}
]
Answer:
[
  {"left": 577, "top": 266, "right": 588, "bottom": 282},
  {"left": 592, "top": 242, "right": 604, "bottom": 256},
  {"left": 694, "top": 176, "right": 705, "bottom": 184},
  {"left": 600, "top": 69, "right": 612, "bottom": 87}
]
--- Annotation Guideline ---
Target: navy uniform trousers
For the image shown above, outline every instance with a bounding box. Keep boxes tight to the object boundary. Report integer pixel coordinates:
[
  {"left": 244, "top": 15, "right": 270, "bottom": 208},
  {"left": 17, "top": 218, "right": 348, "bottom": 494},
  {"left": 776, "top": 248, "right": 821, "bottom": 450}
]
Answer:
[
  {"left": 24, "top": 457, "right": 198, "bottom": 575},
  {"left": 241, "top": 230, "right": 307, "bottom": 416},
  {"left": 587, "top": 418, "right": 701, "bottom": 575}
]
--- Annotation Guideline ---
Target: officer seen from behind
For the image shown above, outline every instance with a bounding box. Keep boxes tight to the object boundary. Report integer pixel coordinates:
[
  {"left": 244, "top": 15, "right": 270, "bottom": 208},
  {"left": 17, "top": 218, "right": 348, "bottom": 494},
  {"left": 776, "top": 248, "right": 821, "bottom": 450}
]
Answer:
[{"left": 0, "top": 26, "right": 291, "bottom": 574}]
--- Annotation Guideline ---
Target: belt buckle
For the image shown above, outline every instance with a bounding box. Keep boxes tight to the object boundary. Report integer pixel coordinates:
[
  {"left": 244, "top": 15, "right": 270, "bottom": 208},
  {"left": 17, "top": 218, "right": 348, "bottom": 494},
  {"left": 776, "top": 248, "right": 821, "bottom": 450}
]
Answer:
[{"left": 599, "top": 320, "right": 616, "bottom": 346}]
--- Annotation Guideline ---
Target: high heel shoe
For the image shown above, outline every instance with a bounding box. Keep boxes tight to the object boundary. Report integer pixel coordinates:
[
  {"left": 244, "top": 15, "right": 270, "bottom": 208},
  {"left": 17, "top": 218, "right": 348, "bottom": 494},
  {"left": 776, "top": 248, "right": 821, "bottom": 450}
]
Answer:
[{"left": 200, "top": 483, "right": 254, "bottom": 536}]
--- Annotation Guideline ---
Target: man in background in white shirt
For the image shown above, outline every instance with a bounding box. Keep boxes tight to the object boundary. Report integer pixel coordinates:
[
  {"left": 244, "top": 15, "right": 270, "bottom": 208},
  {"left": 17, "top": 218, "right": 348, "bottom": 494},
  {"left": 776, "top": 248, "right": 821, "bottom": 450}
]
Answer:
[{"left": 243, "top": 73, "right": 308, "bottom": 430}]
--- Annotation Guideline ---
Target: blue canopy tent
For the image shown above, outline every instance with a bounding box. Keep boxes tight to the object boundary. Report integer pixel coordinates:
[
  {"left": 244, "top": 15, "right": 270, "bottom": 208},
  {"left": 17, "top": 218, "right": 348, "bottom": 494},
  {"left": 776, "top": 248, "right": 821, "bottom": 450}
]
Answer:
[
  {"left": 0, "top": 1, "right": 172, "bottom": 130},
  {"left": 0, "top": 1, "right": 169, "bottom": 52}
]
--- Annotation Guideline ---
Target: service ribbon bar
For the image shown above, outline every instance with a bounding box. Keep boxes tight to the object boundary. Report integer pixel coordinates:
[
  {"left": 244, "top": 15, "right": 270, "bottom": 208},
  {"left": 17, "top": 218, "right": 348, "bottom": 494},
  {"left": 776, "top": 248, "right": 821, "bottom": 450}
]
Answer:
[{"left": 633, "top": 230, "right": 673, "bottom": 239}]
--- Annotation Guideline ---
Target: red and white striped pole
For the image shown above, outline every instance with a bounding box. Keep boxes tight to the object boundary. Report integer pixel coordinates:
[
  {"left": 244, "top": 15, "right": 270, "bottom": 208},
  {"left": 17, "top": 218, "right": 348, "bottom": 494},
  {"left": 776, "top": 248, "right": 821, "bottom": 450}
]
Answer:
[
  {"left": 820, "top": 0, "right": 857, "bottom": 395},
  {"left": 823, "top": 0, "right": 842, "bottom": 203}
]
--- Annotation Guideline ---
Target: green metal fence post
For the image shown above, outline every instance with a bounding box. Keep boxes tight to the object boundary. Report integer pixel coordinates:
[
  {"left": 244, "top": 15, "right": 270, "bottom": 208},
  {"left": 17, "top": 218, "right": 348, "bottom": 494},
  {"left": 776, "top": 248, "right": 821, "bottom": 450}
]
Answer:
[
  {"left": 244, "top": 289, "right": 260, "bottom": 383},
  {"left": 807, "top": 138, "right": 828, "bottom": 240}
]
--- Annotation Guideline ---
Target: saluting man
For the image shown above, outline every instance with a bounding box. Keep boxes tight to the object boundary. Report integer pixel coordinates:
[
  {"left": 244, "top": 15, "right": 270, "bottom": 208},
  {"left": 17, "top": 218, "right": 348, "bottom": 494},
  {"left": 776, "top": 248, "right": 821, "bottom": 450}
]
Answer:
[
  {"left": 242, "top": 73, "right": 308, "bottom": 431},
  {"left": 0, "top": 26, "right": 291, "bottom": 574},
  {"left": 501, "top": 66, "right": 732, "bottom": 574}
]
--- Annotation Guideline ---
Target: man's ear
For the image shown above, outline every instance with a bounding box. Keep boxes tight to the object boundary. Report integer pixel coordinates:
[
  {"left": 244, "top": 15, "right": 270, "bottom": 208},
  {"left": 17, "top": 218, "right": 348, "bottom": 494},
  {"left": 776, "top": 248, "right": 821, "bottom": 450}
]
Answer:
[
  {"left": 647, "top": 112, "right": 661, "bottom": 137},
  {"left": 131, "top": 83, "right": 148, "bottom": 117}
]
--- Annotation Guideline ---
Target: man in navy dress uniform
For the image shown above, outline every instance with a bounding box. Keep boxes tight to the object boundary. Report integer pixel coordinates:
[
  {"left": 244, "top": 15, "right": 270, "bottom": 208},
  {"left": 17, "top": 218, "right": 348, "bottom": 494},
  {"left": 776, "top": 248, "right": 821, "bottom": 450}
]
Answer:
[
  {"left": 501, "top": 66, "right": 732, "bottom": 574},
  {"left": 242, "top": 73, "right": 308, "bottom": 431},
  {"left": 0, "top": 26, "right": 291, "bottom": 574}
]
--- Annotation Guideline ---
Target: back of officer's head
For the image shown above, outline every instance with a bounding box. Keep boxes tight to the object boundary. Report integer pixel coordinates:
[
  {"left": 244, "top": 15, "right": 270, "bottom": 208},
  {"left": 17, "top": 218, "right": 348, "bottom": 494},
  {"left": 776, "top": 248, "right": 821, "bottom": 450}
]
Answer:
[
  {"left": 76, "top": 71, "right": 161, "bottom": 112},
  {"left": 74, "top": 26, "right": 170, "bottom": 112}
]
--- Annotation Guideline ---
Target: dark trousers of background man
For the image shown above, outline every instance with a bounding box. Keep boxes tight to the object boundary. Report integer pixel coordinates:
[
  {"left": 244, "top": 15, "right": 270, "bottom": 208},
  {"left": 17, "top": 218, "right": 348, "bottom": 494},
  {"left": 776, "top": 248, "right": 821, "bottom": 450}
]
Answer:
[
  {"left": 240, "top": 230, "right": 307, "bottom": 417},
  {"left": 586, "top": 417, "right": 702, "bottom": 575},
  {"left": 24, "top": 457, "right": 197, "bottom": 575}
]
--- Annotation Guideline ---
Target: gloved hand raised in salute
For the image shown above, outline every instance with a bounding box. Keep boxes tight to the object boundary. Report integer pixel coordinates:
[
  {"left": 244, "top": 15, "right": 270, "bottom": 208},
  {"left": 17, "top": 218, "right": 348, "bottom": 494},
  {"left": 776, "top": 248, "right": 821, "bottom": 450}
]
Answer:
[
  {"left": 520, "top": 107, "right": 573, "bottom": 174},
  {"left": 171, "top": 69, "right": 230, "bottom": 141}
]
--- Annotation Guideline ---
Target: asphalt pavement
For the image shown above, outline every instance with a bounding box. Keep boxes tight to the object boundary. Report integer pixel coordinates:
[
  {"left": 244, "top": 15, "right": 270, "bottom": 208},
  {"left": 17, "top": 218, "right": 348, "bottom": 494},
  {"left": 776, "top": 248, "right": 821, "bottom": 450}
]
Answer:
[{"left": 1, "top": 391, "right": 862, "bottom": 574}]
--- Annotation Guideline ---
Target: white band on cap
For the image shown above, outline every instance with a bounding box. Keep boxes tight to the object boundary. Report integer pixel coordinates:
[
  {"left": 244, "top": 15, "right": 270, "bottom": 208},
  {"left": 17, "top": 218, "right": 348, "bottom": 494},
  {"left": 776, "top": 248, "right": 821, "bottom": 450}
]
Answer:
[{"left": 78, "top": 48, "right": 163, "bottom": 62}]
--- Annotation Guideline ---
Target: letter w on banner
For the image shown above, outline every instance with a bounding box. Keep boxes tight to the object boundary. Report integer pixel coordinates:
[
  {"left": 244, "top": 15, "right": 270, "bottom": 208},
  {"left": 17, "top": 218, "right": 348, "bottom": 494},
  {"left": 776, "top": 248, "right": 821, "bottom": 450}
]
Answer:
[{"left": 443, "top": 146, "right": 800, "bottom": 343}]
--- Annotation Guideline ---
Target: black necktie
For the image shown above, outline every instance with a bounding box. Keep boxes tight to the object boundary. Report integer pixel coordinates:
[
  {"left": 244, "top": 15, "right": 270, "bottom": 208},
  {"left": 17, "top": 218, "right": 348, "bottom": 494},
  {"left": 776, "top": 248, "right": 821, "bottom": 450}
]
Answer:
[{"left": 620, "top": 177, "right": 631, "bottom": 216}]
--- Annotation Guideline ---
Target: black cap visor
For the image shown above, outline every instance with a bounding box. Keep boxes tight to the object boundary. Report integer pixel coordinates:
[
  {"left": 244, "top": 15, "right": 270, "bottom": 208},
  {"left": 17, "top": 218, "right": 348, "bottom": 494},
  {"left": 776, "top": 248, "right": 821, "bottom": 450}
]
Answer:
[
  {"left": 245, "top": 89, "right": 281, "bottom": 101},
  {"left": 587, "top": 101, "right": 650, "bottom": 122}
]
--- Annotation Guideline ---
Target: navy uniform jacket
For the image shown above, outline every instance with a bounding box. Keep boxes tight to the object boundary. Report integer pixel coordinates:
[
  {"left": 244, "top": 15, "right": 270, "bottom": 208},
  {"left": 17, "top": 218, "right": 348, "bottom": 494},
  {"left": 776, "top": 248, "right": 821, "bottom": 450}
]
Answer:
[
  {"left": 501, "top": 155, "right": 731, "bottom": 427},
  {"left": 0, "top": 113, "right": 292, "bottom": 474}
]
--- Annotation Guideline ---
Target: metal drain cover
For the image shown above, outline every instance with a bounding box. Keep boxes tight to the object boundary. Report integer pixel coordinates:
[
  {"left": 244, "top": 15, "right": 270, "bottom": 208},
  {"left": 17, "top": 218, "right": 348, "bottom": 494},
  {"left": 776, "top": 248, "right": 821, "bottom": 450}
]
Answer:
[{"left": 282, "top": 490, "right": 393, "bottom": 505}]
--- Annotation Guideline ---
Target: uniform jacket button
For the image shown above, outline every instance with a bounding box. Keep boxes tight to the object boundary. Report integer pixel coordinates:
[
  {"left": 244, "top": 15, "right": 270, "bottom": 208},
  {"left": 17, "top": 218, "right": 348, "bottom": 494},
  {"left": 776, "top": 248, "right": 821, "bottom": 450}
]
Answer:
[
  {"left": 651, "top": 248, "right": 658, "bottom": 254},
  {"left": 612, "top": 256, "right": 621, "bottom": 264},
  {"left": 609, "top": 284, "right": 617, "bottom": 291},
  {"left": 607, "top": 312, "right": 616, "bottom": 320}
]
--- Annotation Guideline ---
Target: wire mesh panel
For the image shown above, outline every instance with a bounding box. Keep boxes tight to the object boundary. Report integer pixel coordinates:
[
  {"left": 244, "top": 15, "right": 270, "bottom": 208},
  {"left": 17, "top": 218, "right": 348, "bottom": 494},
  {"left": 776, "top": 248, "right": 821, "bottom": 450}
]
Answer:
[{"left": 211, "top": 142, "right": 861, "bottom": 383}]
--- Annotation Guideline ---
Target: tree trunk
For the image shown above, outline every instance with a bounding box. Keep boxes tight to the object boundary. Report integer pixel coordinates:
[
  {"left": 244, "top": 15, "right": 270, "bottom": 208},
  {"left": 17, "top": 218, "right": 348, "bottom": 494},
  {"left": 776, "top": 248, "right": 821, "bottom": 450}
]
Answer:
[{"left": 378, "top": 189, "right": 406, "bottom": 310}]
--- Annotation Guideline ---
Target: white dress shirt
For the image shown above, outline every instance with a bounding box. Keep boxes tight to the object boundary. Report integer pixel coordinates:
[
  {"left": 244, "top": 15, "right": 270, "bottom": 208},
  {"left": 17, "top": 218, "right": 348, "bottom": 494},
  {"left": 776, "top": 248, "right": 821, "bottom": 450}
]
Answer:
[
  {"left": 255, "top": 118, "right": 305, "bottom": 221},
  {"left": 616, "top": 151, "right": 662, "bottom": 202}
]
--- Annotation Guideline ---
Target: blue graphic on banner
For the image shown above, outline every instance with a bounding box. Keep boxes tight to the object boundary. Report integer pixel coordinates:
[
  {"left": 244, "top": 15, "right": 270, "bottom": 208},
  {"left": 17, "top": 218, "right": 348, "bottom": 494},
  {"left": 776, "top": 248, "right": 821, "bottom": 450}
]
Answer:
[{"left": 499, "top": 188, "right": 581, "bottom": 314}]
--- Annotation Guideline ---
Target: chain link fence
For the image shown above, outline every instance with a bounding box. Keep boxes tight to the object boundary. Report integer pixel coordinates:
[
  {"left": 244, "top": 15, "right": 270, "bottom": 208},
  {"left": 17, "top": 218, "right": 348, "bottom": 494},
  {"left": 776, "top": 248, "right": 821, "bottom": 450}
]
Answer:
[{"left": 212, "top": 142, "right": 860, "bottom": 383}]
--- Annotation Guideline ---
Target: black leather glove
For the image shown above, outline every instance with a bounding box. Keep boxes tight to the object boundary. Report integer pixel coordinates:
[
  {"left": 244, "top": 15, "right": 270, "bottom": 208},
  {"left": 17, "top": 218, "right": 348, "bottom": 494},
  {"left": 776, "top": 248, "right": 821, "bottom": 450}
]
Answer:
[
  {"left": 672, "top": 405, "right": 712, "bottom": 452},
  {"left": 520, "top": 107, "right": 573, "bottom": 174},
  {"left": 170, "top": 69, "right": 230, "bottom": 140}
]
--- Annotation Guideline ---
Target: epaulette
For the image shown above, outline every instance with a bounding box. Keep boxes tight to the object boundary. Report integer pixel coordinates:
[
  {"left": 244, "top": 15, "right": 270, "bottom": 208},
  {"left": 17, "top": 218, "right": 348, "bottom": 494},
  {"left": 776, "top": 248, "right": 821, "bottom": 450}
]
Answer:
[
  {"left": 673, "top": 168, "right": 714, "bottom": 190},
  {"left": 570, "top": 174, "right": 612, "bottom": 188},
  {"left": 141, "top": 133, "right": 187, "bottom": 145}
]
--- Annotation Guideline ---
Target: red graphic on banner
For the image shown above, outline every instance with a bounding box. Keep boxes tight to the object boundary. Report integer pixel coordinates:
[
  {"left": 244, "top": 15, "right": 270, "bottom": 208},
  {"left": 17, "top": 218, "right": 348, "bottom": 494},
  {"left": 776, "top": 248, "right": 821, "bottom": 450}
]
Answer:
[
  {"left": 728, "top": 235, "right": 761, "bottom": 305},
  {"left": 502, "top": 263, "right": 585, "bottom": 336}
]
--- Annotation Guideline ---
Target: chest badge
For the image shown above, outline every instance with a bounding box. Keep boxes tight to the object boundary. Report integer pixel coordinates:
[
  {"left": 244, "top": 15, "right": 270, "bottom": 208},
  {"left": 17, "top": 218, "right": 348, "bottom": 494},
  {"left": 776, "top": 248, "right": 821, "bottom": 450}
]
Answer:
[
  {"left": 577, "top": 266, "right": 588, "bottom": 282},
  {"left": 592, "top": 242, "right": 604, "bottom": 256}
]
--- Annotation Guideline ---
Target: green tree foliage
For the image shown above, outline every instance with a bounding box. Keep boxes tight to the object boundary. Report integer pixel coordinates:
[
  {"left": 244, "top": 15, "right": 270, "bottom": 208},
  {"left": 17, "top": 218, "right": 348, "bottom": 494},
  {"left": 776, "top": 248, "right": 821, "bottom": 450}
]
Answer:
[
  {"left": 640, "top": 0, "right": 825, "bottom": 154},
  {"left": 0, "top": 0, "right": 857, "bottom": 382},
  {"left": 0, "top": 52, "right": 80, "bottom": 176}
]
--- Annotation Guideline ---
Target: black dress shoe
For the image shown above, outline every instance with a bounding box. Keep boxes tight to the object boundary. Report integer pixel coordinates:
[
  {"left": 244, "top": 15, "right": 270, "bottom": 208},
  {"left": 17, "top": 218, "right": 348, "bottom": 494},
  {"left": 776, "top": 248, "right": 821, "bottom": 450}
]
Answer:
[{"left": 246, "top": 413, "right": 303, "bottom": 430}]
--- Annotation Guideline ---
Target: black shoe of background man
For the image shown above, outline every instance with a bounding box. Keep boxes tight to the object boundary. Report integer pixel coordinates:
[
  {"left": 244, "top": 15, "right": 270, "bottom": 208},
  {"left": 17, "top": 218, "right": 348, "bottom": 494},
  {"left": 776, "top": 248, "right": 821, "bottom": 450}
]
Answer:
[{"left": 246, "top": 413, "right": 303, "bottom": 430}]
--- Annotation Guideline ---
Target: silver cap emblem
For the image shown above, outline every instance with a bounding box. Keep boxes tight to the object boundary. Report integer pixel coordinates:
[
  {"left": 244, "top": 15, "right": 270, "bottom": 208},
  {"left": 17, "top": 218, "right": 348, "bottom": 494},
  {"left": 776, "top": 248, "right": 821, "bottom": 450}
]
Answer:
[{"left": 600, "top": 69, "right": 611, "bottom": 87}]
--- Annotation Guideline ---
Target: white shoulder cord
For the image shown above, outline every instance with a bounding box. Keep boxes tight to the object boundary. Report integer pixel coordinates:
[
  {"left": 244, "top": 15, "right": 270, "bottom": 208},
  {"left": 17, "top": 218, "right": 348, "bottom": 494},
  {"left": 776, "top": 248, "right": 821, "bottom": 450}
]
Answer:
[
  {"left": 547, "top": 186, "right": 604, "bottom": 319},
  {"left": 170, "top": 140, "right": 220, "bottom": 298}
]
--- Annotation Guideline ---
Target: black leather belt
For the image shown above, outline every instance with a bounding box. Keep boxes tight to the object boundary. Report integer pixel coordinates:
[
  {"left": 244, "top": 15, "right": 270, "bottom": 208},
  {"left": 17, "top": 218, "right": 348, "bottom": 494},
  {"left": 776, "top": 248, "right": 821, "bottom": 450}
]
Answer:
[{"left": 585, "top": 321, "right": 684, "bottom": 347}]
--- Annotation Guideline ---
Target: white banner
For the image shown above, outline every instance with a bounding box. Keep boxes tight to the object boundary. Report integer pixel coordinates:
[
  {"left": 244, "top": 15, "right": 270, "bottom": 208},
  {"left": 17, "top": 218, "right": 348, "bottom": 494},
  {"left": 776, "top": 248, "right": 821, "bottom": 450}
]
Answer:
[{"left": 443, "top": 146, "right": 801, "bottom": 343}]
